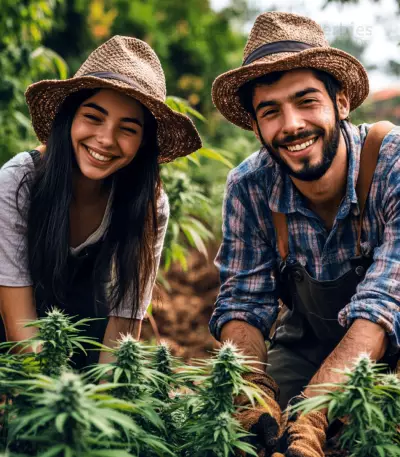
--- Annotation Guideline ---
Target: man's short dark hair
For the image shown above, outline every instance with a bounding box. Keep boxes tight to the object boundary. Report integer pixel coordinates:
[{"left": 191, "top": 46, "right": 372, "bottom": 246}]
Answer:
[{"left": 238, "top": 68, "right": 343, "bottom": 118}]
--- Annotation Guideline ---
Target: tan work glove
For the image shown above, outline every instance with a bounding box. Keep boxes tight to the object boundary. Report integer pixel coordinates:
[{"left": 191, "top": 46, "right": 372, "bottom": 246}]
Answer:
[
  {"left": 235, "top": 372, "right": 284, "bottom": 456},
  {"left": 273, "top": 396, "right": 328, "bottom": 457}
]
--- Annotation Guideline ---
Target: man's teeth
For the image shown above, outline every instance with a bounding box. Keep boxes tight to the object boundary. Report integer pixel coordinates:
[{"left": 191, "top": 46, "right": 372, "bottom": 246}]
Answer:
[
  {"left": 87, "top": 147, "right": 113, "bottom": 162},
  {"left": 286, "top": 137, "right": 317, "bottom": 152}
]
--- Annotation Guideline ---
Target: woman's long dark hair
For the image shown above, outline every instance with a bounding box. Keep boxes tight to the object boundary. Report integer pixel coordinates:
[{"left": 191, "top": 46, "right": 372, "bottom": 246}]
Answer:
[{"left": 20, "top": 89, "right": 160, "bottom": 321}]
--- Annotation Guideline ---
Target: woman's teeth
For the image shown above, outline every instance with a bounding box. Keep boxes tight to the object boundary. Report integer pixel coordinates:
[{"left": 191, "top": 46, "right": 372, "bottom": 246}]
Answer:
[
  {"left": 87, "top": 147, "right": 113, "bottom": 162},
  {"left": 286, "top": 137, "right": 317, "bottom": 152}
]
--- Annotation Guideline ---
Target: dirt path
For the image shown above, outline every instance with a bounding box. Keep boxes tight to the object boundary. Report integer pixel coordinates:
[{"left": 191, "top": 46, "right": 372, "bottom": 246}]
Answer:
[{"left": 141, "top": 248, "right": 220, "bottom": 360}]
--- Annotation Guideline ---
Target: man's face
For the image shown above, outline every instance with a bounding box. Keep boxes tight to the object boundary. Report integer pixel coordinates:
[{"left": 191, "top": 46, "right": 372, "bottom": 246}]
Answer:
[{"left": 251, "top": 69, "right": 348, "bottom": 182}]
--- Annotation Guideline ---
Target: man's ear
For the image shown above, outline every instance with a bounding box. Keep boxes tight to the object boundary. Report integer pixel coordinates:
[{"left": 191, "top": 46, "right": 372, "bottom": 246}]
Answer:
[
  {"left": 336, "top": 90, "right": 350, "bottom": 120},
  {"left": 251, "top": 118, "right": 261, "bottom": 143}
]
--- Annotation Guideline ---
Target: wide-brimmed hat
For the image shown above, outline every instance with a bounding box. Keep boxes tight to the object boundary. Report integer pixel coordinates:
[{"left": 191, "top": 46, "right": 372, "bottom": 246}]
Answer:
[
  {"left": 212, "top": 12, "right": 369, "bottom": 130},
  {"left": 25, "top": 35, "right": 202, "bottom": 163}
]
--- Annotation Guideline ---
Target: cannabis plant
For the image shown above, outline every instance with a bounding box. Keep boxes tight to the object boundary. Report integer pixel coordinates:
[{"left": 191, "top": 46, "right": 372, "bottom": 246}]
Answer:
[
  {"left": 0, "top": 352, "right": 39, "bottom": 452},
  {"left": 0, "top": 313, "right": 264, "bottom": 457},
  {"left": 85, "top": 334, "right": 174, "bottom": 457},
  {"left": 8, "top": 371, "right": 140, "bottom": 457},
  {"left": 16, "top": 308, "right": 101, "bottom": 377},
  {"left": 179, "top": 342, "right": 261, "bottom": 457},
  {"left": 292, "top": 353, "right": 400, "bottom": 457}
]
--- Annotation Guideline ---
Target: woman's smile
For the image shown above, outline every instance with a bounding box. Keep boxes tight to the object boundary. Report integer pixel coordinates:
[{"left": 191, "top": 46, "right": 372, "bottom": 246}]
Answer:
[{"left": 84, "top": 144, "right": 115, "bottom": 165}]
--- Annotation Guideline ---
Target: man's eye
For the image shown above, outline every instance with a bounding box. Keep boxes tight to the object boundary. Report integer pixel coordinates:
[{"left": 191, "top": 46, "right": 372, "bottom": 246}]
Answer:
[
  {"left": 302, "top": 99, "right": 315, "bottom": 104},
  {"left": 84, "top": 114, "right": 101, "bottom": 122},
  {"left": 262, "top": 109, "right": 278, "bottom": 118}
]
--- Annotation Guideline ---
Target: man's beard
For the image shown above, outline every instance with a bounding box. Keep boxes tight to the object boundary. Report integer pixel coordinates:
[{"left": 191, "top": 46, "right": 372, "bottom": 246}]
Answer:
[{"left": 258, "top": 119, "right": 341, "bottom": 182}]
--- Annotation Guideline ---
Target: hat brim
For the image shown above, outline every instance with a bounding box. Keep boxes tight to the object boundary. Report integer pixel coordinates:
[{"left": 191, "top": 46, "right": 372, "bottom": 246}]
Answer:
[
  {"left": 212, "top": 47, "right": 369, "bottom": 130},
  {"left": 25, "top": 76, "right": 202, "bottom": 163}
]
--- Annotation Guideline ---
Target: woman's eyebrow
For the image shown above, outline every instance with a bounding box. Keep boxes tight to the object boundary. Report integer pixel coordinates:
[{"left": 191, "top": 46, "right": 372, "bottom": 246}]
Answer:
[
  {"left": 83, "top": 102, "right": 108, "bottom": 115},
  {"left": 82, "top": 102, "right": 143, "bottom": 127},
  {"left": 121, "top": 117, "right": 143, "bottom": 127}
]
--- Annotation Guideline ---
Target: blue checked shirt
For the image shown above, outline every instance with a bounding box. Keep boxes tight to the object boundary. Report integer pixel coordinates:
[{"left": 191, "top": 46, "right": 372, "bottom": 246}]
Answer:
[{"left": 209, "top": 121, "right": 400, "bottom": 352}]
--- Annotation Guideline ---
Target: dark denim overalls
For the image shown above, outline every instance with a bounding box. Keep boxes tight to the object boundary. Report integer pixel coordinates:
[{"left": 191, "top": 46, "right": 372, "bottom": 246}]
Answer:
[{"left": 267, "top": 122, "right": 399, "bottom": 408}]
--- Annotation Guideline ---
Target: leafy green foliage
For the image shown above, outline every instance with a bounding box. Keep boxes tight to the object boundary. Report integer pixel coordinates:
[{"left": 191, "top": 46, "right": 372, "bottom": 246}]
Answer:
[
  {"left": 0, "top": 312, "right": 262, "bottom": 457},
  {"left": 178, "top": 342, "right": 262, "bottom": 457},
  {"left": 0, "top": 0, "right": 68, "bottom": 164},
  {"left": 292, "top": 354, "right": 400, "bottom": 457},
  {"left": 15, "top": 308, "right": 101, "bottom": 377},
  {"left": 161, "top": 99, "right": 233, "bottom": 271}
]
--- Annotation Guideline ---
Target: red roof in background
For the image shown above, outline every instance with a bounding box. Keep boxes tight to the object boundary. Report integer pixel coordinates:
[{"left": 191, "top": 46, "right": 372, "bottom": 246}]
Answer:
[{"left": 371, "top": 87, "right": 400, "bottom": 102}]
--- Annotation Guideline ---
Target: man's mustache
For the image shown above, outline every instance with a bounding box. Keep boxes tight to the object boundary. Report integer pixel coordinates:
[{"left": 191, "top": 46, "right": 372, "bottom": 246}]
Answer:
[{"left": 272, "top": 128, "right": 325, "bottom": 149}]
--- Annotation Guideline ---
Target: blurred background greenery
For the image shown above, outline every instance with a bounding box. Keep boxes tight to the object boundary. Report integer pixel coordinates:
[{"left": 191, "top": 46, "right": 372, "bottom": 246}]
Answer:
[{"left": 1, "top": 0, "right": 399, "bottom": 273}]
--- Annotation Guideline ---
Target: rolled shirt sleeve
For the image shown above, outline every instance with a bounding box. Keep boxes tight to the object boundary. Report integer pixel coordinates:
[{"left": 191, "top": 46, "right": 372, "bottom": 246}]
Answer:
[
  {"left": 109, "top": 189, "right": 170, "bottom": 320},
  {"left": 209, "top": 174, "right": 279, "bottom": 341},
  {"left": 0, "top": 153, "right": 34, "bottom": 287},
  {"left": 339, "top": 147, "right": 400, "bottom": 351}
]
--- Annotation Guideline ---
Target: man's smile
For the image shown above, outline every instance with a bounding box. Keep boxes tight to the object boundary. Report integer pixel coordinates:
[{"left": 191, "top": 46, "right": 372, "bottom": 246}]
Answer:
[{"left": 284, "top": 136, "right": 318, "bottom": 152}]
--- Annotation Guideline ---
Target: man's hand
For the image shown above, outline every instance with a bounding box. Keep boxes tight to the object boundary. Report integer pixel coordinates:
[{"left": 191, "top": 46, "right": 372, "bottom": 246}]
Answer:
[
  {"left": 236, "top": 372, "right": 284, "bottom": 456},
  {"left": 274, "top": 404, "right": 328, "bottom": 457}
]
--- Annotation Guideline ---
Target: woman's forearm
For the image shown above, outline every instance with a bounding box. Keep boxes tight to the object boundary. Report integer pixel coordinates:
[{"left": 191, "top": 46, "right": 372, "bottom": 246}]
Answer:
[{"left": 99, "top": 316, "right": 142, "bottom": 364}]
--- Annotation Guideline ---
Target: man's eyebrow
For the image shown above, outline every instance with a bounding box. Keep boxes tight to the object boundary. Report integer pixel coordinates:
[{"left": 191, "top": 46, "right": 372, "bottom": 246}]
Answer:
[
  {"left": 82, "top": 103, "right": 143, "bottom": 127},
  {"left": 255, "top": 100, "right": 278, "bottom": 113},
  {"left": 82, "top": 102, "right": 108, "bottom": 115},
  {"left": 255, "top": 87, "right": 322, "bottom": 114},
  {"left": 290, "top": 87, "right": 322, "bottom": 101}
]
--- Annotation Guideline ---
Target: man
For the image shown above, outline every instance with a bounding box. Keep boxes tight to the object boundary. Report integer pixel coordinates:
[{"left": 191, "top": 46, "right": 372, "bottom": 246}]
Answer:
[{"left": 210, "top": 11, "right": 400, "bottom": 457}]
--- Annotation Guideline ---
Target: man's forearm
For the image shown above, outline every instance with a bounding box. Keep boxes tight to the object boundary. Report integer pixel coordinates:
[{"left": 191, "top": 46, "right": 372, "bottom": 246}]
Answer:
[
  {"left": 304, "top": 319, "right": 388, "bottom": 398},
  {"left": 220, "top": 320, "right": 268, "bottom": 371}
]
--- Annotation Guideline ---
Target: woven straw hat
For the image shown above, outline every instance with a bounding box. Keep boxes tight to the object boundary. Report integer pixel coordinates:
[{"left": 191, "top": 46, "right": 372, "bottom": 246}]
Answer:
[
  {"left": 25, "top": 35, "right": 202, "bottom": 163},
  {"left": 212, "top": 12, "right": 369, "bottom": 130}
]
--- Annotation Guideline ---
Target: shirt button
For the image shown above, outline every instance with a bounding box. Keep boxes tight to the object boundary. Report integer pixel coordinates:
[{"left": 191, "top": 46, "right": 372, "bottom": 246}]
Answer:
[{"left": 355, "top": 265, "right": 365, "bottom": 277}]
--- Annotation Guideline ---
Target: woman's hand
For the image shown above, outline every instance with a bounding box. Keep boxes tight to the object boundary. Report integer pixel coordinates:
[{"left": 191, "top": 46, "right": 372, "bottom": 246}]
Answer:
[{"left": 34, "top": 144, "right": 46, "bottom": 154}]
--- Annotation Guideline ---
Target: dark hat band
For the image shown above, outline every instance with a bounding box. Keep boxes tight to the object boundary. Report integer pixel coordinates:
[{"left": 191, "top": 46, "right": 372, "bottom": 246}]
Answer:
[
  {"left": 83, "top": 71, "right": 139, "bottom": 89},
  {"left": 243, "top": 40, "right": 315, "bottom": 66}
]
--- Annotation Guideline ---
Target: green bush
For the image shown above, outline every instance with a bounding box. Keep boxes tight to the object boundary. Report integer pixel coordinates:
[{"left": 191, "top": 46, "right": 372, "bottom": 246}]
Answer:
[
  {"left": 292, "top": 354, "right": 400, "bottom": 457},
  {"left": 0, "top": 309, "right": 264, "bottom": 457}
]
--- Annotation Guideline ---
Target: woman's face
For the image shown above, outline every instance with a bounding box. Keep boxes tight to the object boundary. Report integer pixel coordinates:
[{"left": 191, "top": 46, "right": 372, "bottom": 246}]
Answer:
[{"left": 71, "top": 89, "right": 145, "bottom": 181}]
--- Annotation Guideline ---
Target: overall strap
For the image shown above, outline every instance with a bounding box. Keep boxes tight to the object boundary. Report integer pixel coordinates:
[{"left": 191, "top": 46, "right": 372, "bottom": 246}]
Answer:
[
  {"left": 29, "top": 149, "right": 41, "bottom": 169},
  {"left": 271, "top": 121, "right": 395, "bottom": 261},
  {"left": 355, "top": 121, "right": 394, "bottom": 255}
]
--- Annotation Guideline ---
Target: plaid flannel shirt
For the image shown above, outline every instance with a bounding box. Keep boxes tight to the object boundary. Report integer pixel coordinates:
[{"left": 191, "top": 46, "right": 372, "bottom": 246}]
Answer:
[{"left": 209, "top": 121, "right": 400, "bottom": 352}]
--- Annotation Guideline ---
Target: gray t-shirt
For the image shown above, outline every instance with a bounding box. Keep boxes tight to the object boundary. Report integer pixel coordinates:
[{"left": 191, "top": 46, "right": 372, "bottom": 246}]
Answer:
[{"left": 0, "top": 152, "right": 169, "bottom": 319}]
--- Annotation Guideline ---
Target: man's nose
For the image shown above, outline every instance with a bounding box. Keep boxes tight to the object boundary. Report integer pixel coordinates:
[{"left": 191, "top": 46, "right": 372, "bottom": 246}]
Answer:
[{"left": 281, "top": 106, "right": 306, "bottom": 137}]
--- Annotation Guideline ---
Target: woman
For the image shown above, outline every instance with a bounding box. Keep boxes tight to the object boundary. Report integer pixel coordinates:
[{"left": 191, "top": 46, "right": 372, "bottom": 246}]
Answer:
[{"left": 0, "top": 36, "right": 201, "bottom": 367}]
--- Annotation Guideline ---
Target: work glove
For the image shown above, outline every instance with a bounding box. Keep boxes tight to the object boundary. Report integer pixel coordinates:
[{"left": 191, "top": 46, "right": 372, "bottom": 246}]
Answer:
[
  {"left": 235, "top": 372, "right": 284, "bottom": 456},
  {"left": 273, "top": 395, "right": 328, "bottom": 457}
]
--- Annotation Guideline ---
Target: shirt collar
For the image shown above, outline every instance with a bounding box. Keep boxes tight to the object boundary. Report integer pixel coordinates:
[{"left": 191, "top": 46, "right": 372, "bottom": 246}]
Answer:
[{"left": 268, "top": 121, "right": 365, "bottom": 215}]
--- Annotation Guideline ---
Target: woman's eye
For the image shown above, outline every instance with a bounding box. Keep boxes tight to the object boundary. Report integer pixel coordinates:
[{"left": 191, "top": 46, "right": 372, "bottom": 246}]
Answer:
[
  {"left": 121, "top": 127, "right": 137, "bottom": 134},
  {"left": 84, "top": 114, "right": 101, "bottom": 122}
]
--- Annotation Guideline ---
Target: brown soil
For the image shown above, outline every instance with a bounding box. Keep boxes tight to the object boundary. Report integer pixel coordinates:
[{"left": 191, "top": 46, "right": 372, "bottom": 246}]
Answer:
[
  {"left": 141, "top": 248, "right": 349, "bottom": 456},
  {"left": 141, "top": 247, "right": 221, "bottom": 361}
]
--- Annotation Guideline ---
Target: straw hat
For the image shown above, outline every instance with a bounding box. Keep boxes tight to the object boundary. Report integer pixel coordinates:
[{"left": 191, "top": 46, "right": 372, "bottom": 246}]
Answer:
[
  {"left": 25, "top": 36, "right": 202, "bottom": 163},
  {"left": 212, "top": 12, "right": 369, "bottom": 130}
]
